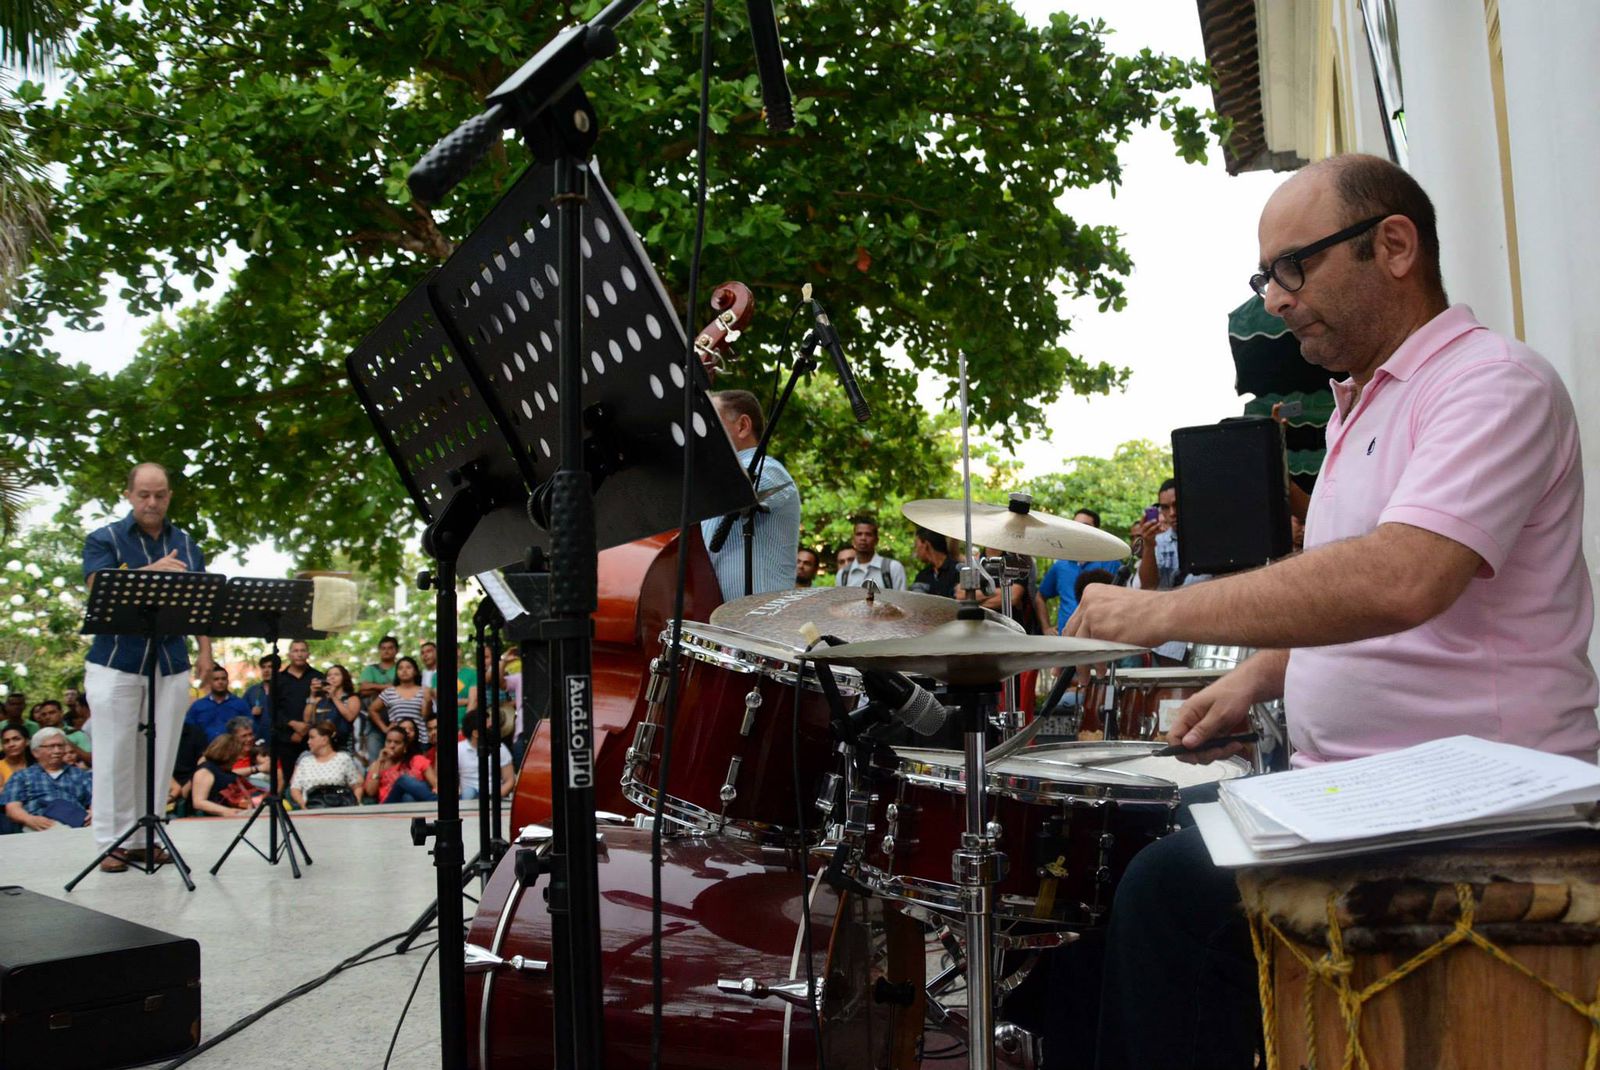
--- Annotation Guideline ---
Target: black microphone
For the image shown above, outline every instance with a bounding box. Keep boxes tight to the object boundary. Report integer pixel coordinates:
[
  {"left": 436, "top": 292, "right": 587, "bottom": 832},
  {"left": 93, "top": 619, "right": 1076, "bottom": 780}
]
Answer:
[
  {"left": 745, "top": 0, "right": 794, "bottom": 133},
  {"left": 806, "top": 286, "right": 870, "bottom": 423},
  {"left": 859, "top": 670, "right": 949, "bottom": 736}
]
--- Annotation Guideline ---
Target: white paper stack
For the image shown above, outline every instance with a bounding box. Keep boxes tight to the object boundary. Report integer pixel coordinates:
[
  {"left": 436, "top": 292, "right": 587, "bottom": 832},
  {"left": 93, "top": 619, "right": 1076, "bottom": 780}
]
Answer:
[{"left": 1194, "top": 736, "right": 1600, "bottom": 867}]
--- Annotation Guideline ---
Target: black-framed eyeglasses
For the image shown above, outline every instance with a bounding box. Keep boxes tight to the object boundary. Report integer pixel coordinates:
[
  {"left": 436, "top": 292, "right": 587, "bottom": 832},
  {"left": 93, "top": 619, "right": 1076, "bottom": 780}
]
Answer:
[{"left": 1250, "top": 215, "right": 1388, "bottom": 298}]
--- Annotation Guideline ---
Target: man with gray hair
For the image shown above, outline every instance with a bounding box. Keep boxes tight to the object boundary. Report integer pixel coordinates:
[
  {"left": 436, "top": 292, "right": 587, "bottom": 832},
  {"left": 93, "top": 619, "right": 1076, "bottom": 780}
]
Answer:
[
  {"left": 81, "top": 462, "right": 213, "bottom": 870},
  {"left": 700, "top": 390, "right": 801, "bottom": 601},
  {"left": 0, "top": 727, "right": 94, "bottom": 834}
]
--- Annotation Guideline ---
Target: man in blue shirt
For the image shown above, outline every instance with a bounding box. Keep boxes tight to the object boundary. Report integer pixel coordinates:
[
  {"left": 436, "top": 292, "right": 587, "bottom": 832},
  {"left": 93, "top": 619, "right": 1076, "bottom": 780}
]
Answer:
[
  {"left": 82, "top": 462, "right": 213, "bottom": 869},
  {"left": 242, "top": 654, "right": 275, "bottom": 741},
  {"left": 1, "top": 727, "right": 94, "bottom": 832},
  {"left": 1037, "top": 508, "right": 1125, "bottom": 634},
  {"left": 700, "top": 391, "right": 801, "bottom": 602},
  {"left": 184, "top": 666, "right": 253, "bottom": 742}
]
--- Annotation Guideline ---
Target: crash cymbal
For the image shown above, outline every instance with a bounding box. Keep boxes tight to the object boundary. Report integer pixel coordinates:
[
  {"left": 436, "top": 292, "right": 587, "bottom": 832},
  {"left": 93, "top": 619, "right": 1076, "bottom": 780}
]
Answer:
[
  {"left": 902, "top": 496, "right": 1130, "bottom": 561},
  {"left": 710, "top": 585, "right": 1022, "bottom": 645},
  {"left": 808, "top": 617, "right": 1145, "bottom": 686}
]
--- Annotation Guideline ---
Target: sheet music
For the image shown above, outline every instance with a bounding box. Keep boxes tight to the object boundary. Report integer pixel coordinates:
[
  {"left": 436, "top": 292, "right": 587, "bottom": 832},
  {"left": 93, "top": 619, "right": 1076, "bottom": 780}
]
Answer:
[
  {"left": 475, "top": 571, "right": 528, "bottom": 623},
  {"left": 1220, "top": 735, "right": 1600, "bottom": 845}
]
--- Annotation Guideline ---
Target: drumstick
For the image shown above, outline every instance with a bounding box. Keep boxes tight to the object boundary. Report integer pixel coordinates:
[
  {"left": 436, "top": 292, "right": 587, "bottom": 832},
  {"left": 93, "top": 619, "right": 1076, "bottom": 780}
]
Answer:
[
  {"left": 1073, "top": 733, "right": 1259, "bottom": 767},
  {"left": 1148, "top": 733, "right": 1258, "bottom": 757}
]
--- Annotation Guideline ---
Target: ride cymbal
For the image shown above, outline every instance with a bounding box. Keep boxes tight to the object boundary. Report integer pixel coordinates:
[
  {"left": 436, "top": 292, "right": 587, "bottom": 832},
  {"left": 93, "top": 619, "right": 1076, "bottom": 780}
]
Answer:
[
  {"left": 709, "top": 584, "right": 1022, "bottom": 645},
  {"left": 808, "top": 617, "right": 1144, "bottom": 686},
  {"left": 902, "top": 496, "right": 1130, "bottom": 561}
]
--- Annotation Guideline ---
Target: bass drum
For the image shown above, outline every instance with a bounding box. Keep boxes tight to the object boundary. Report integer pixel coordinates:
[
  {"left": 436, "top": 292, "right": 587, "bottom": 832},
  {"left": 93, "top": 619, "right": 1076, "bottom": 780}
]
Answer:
[
  {"left": 467, "top": 826, "right": 922, "bottom": 1070},
  {"left": 510, "top": 530, "right": 722, "bottom": 830}
]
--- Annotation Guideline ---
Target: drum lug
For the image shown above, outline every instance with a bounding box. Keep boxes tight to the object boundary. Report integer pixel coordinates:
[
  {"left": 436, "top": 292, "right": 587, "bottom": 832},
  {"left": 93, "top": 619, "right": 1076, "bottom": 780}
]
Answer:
[
  {"left": 465, "top": 943, "right": 548, "bottom": 975},
  {"left": 844, "top": 790, "right": 877, "bottom": 836},
  {"left": 814, "top": 772, "right": 842, "bottom": 817},
  {"left": 739, "top": 687, "right": 762, "bottom": 737},
  {"left": 719, "top": 756, "right": 742, "bottom": 805},
  {"left": 716, "top": 976, "right": 823, "bottom": 1011},
  {"left": 645, "top": 656, "right": 672, "bottom": 706},
  {"left": 625, "top": 722, "right": 657, "bottom": 768}
]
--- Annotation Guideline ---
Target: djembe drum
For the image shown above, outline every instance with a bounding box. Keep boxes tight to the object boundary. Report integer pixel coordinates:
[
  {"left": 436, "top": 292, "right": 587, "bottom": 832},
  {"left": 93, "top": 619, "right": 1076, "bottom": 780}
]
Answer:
[{"left": 1240, "top": 840, "right": 1600, "bottom": 1070}]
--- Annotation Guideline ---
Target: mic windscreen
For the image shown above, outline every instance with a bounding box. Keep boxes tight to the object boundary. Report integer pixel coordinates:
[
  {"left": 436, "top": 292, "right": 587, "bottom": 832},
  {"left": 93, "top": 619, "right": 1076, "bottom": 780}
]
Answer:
[{"left": 896, "top": 684, "right": 949, "bottom": 737}]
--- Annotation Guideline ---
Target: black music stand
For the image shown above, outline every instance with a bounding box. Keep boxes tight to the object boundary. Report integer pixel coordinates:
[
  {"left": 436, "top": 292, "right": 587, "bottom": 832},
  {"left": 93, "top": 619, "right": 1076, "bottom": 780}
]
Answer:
[
  {"left": 66, "top": 568, "right": 226, "bottom": 893},
  {"left": 348, "top": 18, "right": 754, "bottom": 1063},
  {"left": 208, "top": 578, "right": 328, "bottom": 879}
]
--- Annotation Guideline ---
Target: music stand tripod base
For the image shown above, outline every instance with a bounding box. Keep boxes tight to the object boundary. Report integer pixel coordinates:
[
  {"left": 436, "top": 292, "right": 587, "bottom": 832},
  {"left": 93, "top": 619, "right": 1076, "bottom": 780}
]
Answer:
[
  {"left": 207, "top": 577, "right": 329, "bottom": 879},
  {"left": 65, "top": 568, "right": 227, "bottom": 893}
]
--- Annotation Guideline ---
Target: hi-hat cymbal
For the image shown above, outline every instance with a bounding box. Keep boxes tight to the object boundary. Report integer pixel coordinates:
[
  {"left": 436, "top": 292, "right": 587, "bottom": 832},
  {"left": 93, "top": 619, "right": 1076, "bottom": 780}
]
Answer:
[
  {"left": 808, "top": 617, "right": 1145, "bottom": 686},
  {"left": 902, "top": 497, "right": 1130, "bottom": 561},
  {"left": 710, "top": 585, "right": 1022, "bottom": 646}
]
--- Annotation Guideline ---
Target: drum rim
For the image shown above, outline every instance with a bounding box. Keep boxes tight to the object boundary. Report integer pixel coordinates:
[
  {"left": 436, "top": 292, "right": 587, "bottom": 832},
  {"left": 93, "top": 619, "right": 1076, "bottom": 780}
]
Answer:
[
  {"left": 892, "top": 743, "right": 1246, "bottom": 802},
  {"left": 667, "top": 621, "right": 864, "bottom": 692}
]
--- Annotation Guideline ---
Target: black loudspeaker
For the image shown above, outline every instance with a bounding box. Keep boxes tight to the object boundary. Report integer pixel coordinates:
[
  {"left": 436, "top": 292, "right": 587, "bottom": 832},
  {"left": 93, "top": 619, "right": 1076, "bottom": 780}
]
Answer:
[
  {"left": 0, "top": 886, "right": 200, "bottom": 1069},
  {"left": 1171, "top": 417, "right": 1293, "bottom": 576}
]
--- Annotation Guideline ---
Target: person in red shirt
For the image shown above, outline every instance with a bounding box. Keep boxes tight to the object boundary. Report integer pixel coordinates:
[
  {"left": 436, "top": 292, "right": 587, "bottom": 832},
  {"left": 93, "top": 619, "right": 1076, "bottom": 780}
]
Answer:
[{"left": 364, "top": 727, "right": 436, "bottom": 804}]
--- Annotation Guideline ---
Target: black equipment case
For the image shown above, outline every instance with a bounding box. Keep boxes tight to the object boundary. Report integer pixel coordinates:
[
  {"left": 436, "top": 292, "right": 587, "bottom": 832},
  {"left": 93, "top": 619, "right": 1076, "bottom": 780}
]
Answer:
[{"left": 0, "top": 885, "right": 200, "bottom": 1069}]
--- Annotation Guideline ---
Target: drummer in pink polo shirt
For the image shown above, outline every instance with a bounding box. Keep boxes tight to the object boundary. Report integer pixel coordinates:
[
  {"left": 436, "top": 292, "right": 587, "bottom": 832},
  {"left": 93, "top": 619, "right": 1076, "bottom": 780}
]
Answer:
[{"left": 1046, "top": 154, "right": 1600, "bottom": 1070}]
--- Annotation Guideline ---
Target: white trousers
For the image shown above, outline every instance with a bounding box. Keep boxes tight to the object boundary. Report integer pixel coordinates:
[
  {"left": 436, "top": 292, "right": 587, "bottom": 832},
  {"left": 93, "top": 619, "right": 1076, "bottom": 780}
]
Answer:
[{"left": 85, "top": 661, "right": 190, "bottom": 848}]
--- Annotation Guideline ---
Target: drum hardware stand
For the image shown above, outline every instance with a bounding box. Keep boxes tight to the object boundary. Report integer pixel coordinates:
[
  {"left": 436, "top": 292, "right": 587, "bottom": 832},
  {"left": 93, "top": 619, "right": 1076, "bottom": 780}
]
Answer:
[{"left": 66, "top": 568, "right": 226, "bottom": 893}]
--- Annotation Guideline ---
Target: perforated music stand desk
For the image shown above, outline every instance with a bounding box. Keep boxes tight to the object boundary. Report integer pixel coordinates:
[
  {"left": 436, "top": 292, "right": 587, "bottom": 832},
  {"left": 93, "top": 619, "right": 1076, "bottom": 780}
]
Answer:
[
  {"left": 346, "top": 158, "right": 754, "bottom": 573},
  {"left": 207, "top": 577, "right": 328, "bottom": 878},
  {"left": 65, "top": 568, "right": 226, "bottom": 892}
]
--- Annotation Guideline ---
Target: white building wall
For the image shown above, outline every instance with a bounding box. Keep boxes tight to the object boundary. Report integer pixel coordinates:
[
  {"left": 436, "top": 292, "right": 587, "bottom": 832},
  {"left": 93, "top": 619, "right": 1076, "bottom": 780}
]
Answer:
[
  {"left": 1496, "top": 1, "right": 1600, "bottom": 672},
  {"left": 1391, "top": 0, "right": 1516, "bottom": 335}
]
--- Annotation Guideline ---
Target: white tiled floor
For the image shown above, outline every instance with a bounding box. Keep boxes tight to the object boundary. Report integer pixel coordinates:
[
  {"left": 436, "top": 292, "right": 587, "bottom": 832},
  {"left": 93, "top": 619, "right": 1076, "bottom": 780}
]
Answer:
[{"left": 0, "top": 803, "right": 474, "bottom": 1068}]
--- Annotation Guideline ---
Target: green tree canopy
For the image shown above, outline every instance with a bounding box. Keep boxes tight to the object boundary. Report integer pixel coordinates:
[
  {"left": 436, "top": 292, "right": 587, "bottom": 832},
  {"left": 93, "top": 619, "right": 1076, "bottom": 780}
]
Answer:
[
  {"left": 2, "top": 0, "right": 1220, "bottom": 578},
  {"left": 1019, "top": 437, "right": 1173, "bottom": 539}
]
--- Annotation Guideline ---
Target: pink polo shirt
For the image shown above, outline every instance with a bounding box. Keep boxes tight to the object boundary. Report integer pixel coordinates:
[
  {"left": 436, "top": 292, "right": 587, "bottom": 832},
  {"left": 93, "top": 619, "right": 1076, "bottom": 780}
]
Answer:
[{"left": 1284, "top": 305, "right": 1599, "bottom": 765}]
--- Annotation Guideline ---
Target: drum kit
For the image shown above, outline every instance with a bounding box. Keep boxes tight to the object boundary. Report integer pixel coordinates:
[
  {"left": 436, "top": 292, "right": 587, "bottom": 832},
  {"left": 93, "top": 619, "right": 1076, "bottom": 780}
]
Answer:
[{"left": 466, "top": 370, "right": 1273, "bottom": 1068}]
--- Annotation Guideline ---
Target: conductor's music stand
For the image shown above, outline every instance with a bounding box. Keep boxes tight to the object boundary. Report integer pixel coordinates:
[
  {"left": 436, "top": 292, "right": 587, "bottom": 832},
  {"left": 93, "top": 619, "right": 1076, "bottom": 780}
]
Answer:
[
  {"left": 348, "top": 98, "right": 754, "bottom": 1070},
  {"left": 66, "top": 568, "right": 226, "bottom": 893},
  {"left": 208, "top": 577, "right": 328, "bottom": 879}
]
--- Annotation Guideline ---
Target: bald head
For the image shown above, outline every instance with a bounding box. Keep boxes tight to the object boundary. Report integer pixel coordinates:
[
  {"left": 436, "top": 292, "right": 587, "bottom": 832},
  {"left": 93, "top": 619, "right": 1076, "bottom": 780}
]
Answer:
[
  {"left": 123, "top": 462, "right": 172, "bottom": 535},
  {"left": 1258, "top": 155, "right": 1448, "bottom": 384}
]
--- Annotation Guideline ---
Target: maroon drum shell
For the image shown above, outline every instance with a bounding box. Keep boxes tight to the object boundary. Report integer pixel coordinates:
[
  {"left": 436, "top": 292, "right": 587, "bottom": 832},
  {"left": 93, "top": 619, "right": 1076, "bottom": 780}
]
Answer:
[
  {"left": 865, "top": 768, "right": 1173, "bottom": 926},
  {"left": 468, "top": 827, "right": 841, "bottom": 1070},
  {"left": 626, "top": 625, "right": 842, "bottom": 837}
]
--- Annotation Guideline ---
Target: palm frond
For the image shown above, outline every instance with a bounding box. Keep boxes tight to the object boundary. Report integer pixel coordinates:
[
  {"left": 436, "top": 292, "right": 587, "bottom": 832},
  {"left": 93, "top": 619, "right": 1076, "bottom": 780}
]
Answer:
[
  {"left": 0, "top": 452, "right": 29, "bottom": 541},
  {"left": 0, "top": 87, "right": 52, "bottom": 308},
  {"left": 0, "top": 0, "right": 70, "bottom": 72}
]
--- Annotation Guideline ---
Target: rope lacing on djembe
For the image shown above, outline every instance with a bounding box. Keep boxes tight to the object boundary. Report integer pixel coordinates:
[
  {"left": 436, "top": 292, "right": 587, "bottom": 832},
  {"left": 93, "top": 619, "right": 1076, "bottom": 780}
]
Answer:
[{"left": 1249, "top": 882, "right": 1600, "bottom": 1070}]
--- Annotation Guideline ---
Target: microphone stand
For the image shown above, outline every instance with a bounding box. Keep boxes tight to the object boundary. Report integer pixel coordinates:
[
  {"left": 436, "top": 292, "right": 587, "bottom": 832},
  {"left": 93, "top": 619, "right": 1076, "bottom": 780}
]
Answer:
[{"left": 708, "top": 322, "right": 821, "bottom": 595}]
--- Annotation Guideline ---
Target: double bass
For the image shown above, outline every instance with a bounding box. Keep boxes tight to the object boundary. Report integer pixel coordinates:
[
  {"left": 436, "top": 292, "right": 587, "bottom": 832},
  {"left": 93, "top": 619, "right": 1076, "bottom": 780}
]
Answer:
[{"left": 509, "top": 281, "right": 755, "bottom": 829}]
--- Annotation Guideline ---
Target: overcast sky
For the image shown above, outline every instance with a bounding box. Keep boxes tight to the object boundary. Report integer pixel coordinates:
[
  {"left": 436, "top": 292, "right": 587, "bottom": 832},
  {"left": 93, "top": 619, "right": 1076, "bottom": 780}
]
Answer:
[{"left": 34, "top": 0, "right": 1289, "bottom": 574}]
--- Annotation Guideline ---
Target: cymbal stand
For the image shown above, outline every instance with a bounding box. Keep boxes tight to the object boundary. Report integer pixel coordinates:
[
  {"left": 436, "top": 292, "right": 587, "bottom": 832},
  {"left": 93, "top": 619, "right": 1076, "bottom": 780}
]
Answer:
[{"left": 945, "top": 671, "right": 1003, "bottom": 1070}]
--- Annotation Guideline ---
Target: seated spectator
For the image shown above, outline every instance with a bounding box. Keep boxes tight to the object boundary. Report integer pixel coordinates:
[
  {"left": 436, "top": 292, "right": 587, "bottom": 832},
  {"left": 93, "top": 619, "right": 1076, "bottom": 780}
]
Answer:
[
  {"left": 289, "top": 720, "right": 364, "bottom": 808},
  {"left": 0, "top": 724, "right": 32, "bottom": 789},
  {"left": 370, "top": 656, "right": 431, "bottom": 747},
  {"left": 0, "top": 727, "right": 94, "bottom": 832},
  {"left": 457, "top": 712, "right": 514, "bottom": 801},
  {"left": 32, "top": 701, "right": 90, "bottom": 767},
  {"left": 305, "top": 664, "right": 361, "bottom": 754},
  {"left": 171, "top": 721, "right": 210, "bottom": 813},
  {"left": 190, "top": 733, "right": 258, "bottom": 817},
  {"left": 184, "top": 667, "right": 253, "bottom": 742},
  {"left": 69, "top": 694, "right": 93, "bottom": 748},
  {"left": 1, "top": 691, "right": 36, "bottom": 737},
  {"left": 364, "top": 727, "right": 437, "bottom": 804}
]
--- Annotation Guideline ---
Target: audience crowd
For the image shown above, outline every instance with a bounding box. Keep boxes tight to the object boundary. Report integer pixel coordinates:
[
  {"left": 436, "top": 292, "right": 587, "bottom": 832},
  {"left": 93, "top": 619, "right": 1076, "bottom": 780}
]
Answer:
[{"left": 3, "top": 484, "right": 1194, "bottom": 834}]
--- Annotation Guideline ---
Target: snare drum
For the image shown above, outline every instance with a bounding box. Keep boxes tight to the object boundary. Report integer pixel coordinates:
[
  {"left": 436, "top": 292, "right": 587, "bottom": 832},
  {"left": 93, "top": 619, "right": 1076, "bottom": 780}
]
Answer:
[
  {"left": 621, "top": 621, "right": 857, "bottom": 840},
  {"left": 858, "top": 741, "right": 1248, "bottom": 926},
  {"left": 1107, "top": 666, "right": 1232, "bottom": 740}
]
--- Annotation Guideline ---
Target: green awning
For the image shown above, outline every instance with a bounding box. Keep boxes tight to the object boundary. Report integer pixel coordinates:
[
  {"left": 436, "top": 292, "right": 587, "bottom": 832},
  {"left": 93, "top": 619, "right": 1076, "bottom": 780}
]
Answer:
[{"left": 1227, "top": 298, "right": 1331, "bottom": 398}]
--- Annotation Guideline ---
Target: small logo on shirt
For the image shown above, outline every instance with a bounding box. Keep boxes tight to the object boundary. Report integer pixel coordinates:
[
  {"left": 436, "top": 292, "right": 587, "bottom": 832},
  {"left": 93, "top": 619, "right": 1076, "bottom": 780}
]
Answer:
[{"left": 1366, "top": 437, "right": 1377, "bottom": 456}]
